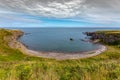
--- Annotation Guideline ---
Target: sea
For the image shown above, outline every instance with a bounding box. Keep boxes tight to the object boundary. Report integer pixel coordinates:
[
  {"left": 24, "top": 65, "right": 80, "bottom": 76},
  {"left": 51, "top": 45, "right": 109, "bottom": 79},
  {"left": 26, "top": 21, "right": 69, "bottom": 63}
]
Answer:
[{"left": 6, "top": 27, "right": 120, "bottom": 53}]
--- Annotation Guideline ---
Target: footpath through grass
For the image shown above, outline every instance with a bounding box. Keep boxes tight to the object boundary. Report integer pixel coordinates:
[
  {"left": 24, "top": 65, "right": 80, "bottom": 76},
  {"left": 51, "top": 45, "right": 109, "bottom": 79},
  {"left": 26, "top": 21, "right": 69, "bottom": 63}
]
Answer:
[{"left": 0, "top": 29, "right": 120, "bottom": 80}]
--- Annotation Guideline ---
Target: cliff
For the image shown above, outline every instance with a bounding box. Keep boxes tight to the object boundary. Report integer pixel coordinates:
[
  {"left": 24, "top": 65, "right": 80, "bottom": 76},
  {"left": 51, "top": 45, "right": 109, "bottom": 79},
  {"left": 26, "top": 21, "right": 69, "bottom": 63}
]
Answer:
[{"left": 85, "top": 30, "right": 120, "bottom": 45}]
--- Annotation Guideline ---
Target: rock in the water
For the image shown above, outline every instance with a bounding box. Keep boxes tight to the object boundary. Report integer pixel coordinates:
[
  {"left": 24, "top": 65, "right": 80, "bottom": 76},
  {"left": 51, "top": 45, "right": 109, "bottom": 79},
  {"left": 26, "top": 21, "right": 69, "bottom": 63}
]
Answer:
[{"left": 70, "top": 38, "right": 74, "bottom": 41}]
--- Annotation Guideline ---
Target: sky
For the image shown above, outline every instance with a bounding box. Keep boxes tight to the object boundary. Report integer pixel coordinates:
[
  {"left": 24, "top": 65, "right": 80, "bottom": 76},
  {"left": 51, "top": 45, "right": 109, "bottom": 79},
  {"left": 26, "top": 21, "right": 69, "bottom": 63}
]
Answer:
[{"left": 0, "top": 0, "right": 120, "bottom": 27}]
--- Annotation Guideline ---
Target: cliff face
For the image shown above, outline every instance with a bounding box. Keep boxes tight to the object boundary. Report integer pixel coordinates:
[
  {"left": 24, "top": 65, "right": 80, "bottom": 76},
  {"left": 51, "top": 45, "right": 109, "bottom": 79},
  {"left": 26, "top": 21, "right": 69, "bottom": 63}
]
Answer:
[
  {"left": 85, "top": 31, "right": 120, "bottom": 45},
  {"left": 4, "top": 29, "right": 24, "bottom": 49}
]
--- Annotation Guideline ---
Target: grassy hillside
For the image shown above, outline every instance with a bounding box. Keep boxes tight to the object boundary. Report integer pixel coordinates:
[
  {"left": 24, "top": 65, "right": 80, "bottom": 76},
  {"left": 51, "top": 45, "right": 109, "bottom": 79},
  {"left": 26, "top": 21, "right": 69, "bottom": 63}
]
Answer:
[{"left": 0, "top": 29, "right": 120, "bottom": 80}]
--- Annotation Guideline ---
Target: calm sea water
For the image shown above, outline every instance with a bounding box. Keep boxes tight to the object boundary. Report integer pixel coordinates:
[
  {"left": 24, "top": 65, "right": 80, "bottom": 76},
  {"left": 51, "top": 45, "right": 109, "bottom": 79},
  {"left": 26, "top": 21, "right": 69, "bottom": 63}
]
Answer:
[{"left": 7, "top": 27, "right": 120, "bottom": 53}]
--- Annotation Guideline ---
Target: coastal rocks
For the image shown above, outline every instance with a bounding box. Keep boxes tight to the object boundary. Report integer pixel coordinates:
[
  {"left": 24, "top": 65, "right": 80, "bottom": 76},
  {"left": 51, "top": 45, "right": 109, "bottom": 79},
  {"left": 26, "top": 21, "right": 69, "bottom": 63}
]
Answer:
[
  {"left": 85, "top": 31, "right": 120, "bottom": 45},
  {"left": 10, "top": 30, "right": 24, "bottom": 39},
  {"left": 7, "top": 30, "right": 24, "bottom": 49},
  {"left": 80, "top": 39, "right": 90, "bottom": 42},
  {"left": 70, "top": 38, "right": 74, "bottom": 41},
  {"left": 25, "top": 33, "right": 31, "bottom": 35}
]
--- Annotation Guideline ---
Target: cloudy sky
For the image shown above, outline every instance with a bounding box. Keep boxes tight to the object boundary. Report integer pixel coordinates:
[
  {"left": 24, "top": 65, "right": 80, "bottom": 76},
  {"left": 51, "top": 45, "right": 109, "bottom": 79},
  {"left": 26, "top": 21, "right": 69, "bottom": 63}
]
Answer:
[{"left": 0, "top": 0, "right": 120, "bottom": 27}]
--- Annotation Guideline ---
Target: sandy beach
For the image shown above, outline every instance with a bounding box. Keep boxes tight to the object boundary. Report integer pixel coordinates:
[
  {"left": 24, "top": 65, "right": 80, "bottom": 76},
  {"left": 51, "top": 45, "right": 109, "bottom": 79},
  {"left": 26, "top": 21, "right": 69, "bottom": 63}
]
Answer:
[{"left": 8, "top": 30, "right": 107, "bottom": 60}]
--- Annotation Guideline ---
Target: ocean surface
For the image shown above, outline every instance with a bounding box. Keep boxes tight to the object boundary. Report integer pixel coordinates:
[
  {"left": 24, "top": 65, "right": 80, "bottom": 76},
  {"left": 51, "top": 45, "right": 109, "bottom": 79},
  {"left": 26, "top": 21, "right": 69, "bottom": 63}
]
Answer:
[{"left": 7, "top": 27, "right": 120, "bottom": 53}]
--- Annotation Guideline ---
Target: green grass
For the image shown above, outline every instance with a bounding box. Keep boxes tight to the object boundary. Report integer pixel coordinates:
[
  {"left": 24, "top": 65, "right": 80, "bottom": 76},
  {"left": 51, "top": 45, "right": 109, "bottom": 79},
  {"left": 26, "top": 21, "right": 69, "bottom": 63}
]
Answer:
[
  {"left": 0, "top": 29, "right": 120, "bottom": 80},
  {"left": 96, "top": 30, "right": 120, "bottom": 34}
]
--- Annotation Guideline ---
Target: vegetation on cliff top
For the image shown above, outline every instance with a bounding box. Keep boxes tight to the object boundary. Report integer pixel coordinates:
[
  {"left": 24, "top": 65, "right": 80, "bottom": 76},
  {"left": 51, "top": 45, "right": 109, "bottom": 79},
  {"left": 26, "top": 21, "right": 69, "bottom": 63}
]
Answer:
[{"left": 0, "top": 29, "right": 120, "bottom": 80}]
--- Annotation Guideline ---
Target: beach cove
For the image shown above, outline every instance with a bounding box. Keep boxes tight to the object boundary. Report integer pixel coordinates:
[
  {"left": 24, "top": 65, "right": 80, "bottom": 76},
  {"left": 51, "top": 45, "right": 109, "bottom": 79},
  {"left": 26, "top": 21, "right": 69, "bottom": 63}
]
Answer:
[{"left": 7, "top": 28, "right": 106, "bottom": 60}]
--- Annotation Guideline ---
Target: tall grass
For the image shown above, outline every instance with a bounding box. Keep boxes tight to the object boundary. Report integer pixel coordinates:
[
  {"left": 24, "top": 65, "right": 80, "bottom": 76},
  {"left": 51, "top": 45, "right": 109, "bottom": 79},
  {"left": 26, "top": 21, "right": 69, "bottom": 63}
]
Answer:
[{"left": 0, "top": 29, "right": 120, "bottom": 80}]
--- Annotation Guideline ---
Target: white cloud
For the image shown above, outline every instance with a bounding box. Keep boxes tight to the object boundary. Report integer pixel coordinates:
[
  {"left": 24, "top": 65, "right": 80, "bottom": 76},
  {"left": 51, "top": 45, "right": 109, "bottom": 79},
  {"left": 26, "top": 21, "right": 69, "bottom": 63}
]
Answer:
[
  {"left": 0, "top": 0, "right": 120, "bottom": 24},
  {"left": 25, "top": 0, "right": 84, "bottom": 18},
  {"left": 0, "top": 10, "right": 41, "bottom": 23}
]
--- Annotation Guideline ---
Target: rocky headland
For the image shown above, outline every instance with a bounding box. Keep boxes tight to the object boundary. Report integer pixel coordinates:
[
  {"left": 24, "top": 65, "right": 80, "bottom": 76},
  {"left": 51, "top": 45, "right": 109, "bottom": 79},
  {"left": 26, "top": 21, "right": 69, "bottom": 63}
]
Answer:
[{"left": 85, "top": 31, "right": 120, "bottom": 45}]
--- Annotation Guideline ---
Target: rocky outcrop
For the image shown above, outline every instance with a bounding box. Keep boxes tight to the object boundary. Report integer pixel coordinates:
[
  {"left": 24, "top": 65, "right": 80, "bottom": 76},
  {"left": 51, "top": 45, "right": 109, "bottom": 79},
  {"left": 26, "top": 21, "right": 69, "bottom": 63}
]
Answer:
[
  {"left": 6, "top": 30, "right": 24, "bottom": 49},
  {"left": 85, "top": 31, "right": 120, "bottom": 45},
  {"left": 70, "top": 38, "right": 74, "bottom": 41}
]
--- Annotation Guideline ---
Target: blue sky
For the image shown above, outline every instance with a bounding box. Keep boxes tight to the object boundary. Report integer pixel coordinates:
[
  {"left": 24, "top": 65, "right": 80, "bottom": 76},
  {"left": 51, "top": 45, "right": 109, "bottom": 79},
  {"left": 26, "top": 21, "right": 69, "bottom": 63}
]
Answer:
[
  {"left": 0, "top": 0, "right": 120, "bottom": 27},
  {"left": 0, "top": 13, "right": 120, "bottom": 28}
]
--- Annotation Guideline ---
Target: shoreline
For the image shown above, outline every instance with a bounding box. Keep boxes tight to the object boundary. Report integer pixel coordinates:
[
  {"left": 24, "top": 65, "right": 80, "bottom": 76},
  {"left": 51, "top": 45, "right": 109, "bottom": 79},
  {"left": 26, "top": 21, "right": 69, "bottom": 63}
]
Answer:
[{"left": 8, "top": 30, "right": 107, "bottom": 60}]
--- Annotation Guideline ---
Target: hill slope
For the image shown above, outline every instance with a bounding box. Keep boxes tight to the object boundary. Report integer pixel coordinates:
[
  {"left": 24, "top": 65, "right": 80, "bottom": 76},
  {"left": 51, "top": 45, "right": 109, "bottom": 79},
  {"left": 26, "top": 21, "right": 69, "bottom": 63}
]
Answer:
[{"left": 0, "top": 29, "right": 120, "bottom": 80}]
